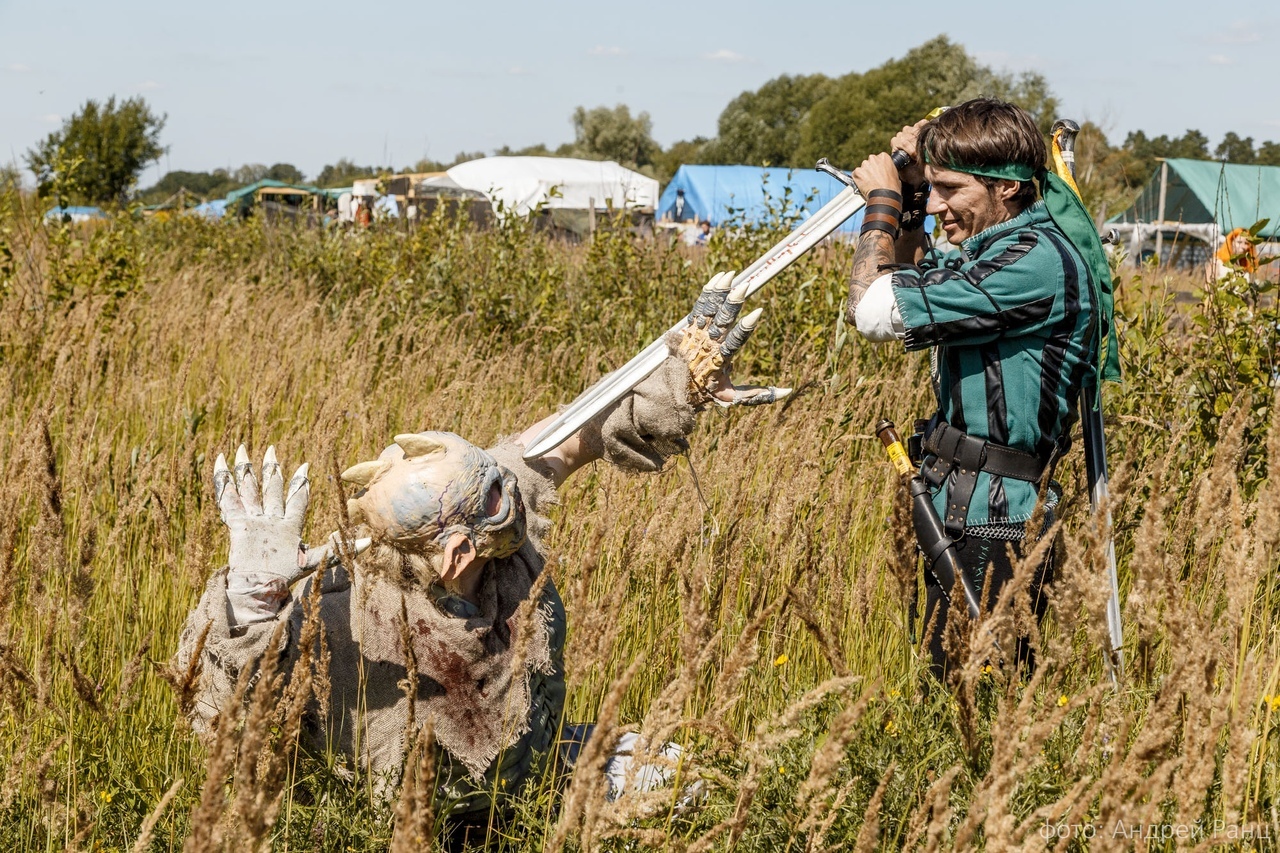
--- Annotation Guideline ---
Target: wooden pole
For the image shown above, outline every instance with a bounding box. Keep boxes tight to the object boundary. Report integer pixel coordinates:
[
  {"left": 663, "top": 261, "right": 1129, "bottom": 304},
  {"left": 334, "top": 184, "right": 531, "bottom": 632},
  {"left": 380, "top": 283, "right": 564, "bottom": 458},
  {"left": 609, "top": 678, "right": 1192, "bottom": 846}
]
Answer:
[
  {"left": 1155, "top": 159, "right": 1168, "bottom": 266},
  {"left": 587, "top": 196, "right": 595, "bottom": 236}
]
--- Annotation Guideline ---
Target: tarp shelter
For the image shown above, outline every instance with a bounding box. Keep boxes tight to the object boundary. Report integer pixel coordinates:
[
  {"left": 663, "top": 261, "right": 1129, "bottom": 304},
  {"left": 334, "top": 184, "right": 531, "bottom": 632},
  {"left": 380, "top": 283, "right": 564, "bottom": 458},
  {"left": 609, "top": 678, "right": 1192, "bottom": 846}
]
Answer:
[
  {"left": 43, "top": 206, "right": 106, "bottom": 223},
  {"left": 446, "top": 157, "right": 659, "bottom": 216},
  {"left": 189, "top": 199, "right": 228, "bottom": 220},
  {"left": 657, "top": 165, "right": 869, "bottom": 233},
  {"left": 413, "top": 174, "right": 488, "bottom": 201},
  {"left": 1109, "top": 158, "right": 1280, "bottom": 264}
]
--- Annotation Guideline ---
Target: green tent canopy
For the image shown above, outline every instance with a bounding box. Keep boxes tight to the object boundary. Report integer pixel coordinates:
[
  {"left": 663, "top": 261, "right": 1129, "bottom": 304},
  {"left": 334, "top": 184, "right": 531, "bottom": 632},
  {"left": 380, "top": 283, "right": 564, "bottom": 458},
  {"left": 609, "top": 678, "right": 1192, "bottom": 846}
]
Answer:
[
  {"left": 1111, "top": 158, "right": 1280, "bottom": 238},
  {"left": 224, "top": 179, "right": 327, "bottom": 204}
]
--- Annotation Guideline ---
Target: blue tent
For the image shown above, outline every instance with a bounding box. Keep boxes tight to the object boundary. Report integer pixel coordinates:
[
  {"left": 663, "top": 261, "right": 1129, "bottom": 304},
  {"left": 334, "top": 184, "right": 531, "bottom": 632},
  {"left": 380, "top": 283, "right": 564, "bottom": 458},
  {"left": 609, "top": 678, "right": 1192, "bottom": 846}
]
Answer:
[
  {"left": 43, "top": 205, "right": 106, "bottom": 223},
  {"left": 189, "top": 199, "right": 228, "bottom": 220},
  {"left": 657, "top": 165, "right": 866, "bottom": 233}
]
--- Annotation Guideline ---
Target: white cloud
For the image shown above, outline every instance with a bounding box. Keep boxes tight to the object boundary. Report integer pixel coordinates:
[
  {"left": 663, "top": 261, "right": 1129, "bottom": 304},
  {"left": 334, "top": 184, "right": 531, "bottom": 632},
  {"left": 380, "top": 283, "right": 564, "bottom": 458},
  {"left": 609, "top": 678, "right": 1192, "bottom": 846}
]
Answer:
[
  {"left": 704, "top": 48, "right": 747, "bottom": 63},
  {"left": 7, "top": 63, "right": 31, "bottom": 73},
  {"left": 1209, "top": 21, "right": 1263, "bottom": 44},
  {"left": 40, "top": 114, "right": 61, "bottom": 123},
  {"left": 139, "top": 80, "right": 161, "bottom": 90},
  {"left": 588, "top": 45, "right": 626, "bottom": 57},
  {"left": 1207, "top": 54, "right": 1234, "bottom": 66}
]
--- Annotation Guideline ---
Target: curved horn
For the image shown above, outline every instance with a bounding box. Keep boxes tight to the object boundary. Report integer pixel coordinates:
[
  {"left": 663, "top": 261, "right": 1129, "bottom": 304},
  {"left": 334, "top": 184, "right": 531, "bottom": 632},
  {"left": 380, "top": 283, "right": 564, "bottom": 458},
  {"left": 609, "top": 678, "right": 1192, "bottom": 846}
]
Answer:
[
  {"left": 394, "top": 433, "right": 447, "bottom": 459},
  {"left": 341, "top": 460, "right": 386, "bottom": 488}
]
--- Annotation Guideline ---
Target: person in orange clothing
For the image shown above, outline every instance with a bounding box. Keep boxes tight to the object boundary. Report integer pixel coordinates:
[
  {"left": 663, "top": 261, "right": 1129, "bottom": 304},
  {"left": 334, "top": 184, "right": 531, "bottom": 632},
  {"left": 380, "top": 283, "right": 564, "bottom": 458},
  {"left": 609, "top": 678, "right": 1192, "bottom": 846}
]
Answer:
[{"left": 1211, "top": 227, "right": 1259, "bottom": 281}]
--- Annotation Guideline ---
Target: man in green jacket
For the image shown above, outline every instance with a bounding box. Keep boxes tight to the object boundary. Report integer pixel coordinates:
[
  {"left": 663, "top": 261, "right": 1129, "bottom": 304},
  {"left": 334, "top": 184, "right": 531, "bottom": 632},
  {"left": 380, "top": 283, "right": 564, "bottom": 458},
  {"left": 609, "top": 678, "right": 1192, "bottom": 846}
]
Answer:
[{"left": 846, "top": 99, "right": 1112, "bottom": 678}]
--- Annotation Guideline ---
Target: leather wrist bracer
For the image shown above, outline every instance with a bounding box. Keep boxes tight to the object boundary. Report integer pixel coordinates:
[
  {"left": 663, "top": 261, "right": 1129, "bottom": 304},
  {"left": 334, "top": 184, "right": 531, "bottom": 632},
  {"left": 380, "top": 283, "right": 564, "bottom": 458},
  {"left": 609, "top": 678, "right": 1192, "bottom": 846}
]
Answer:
[{"left": 861, "top": 188, "right": 903, "bottom": 239}]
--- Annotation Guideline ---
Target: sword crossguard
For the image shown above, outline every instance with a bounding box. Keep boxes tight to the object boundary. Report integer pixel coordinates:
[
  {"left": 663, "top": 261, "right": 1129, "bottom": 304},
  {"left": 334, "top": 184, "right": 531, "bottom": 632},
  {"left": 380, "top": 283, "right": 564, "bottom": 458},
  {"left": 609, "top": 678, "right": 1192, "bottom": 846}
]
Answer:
[{"left": 815, "top": 158, "right": 859, "bottom": 190}]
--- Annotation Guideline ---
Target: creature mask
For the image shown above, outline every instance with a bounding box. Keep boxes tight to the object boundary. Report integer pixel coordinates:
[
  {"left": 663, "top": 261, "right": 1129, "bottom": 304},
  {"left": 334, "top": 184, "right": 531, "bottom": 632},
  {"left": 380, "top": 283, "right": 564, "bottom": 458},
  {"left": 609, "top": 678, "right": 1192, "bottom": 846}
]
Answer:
[{"left": 341, "top": 432, "right": 526, "bottom": 563}]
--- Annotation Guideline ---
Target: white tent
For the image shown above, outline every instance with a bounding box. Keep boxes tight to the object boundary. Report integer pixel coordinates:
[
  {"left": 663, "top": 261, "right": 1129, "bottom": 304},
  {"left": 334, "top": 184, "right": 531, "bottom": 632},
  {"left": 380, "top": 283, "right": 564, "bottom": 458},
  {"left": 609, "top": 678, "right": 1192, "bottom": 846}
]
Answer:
[{"left": 445, "top": 157, "right": 658, "bottom": 216}]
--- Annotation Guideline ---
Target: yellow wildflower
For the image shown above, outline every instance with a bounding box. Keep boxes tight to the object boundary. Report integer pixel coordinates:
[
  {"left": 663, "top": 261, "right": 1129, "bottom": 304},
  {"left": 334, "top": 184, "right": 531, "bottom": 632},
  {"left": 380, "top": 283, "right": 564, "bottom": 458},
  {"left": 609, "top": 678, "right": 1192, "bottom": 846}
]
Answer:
[
  {"left": 1057, "top": 695, "right": 1069, "bottom": 708},
  {"left": 774, "top": 654, "right": 788, "bottom": 666}
]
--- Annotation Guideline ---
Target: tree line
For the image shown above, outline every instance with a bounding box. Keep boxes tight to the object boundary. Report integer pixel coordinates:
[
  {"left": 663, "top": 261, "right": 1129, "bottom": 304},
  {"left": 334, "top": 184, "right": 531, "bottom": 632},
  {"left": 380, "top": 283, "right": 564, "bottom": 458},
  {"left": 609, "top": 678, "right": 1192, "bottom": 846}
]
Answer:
[{"left": 22, "top": 35, "right": 1280, "bottom": 215}]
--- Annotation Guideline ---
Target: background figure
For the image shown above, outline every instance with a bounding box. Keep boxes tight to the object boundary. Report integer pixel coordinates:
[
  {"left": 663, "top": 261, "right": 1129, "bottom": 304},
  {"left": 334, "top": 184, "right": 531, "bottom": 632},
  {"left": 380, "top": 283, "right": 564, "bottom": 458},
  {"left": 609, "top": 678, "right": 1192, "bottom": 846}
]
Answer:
[
  {"left": 1210, "top": 226, "right": 1259, "bottom": 281},
  {"left": 667, "top": 187, "right": 694, "bottom": 222}
]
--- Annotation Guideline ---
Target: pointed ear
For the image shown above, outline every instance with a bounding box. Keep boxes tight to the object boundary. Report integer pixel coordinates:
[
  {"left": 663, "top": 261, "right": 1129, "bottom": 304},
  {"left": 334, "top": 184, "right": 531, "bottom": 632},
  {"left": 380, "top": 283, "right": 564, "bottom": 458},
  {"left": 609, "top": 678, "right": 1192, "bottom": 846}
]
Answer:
[{"left": 438, "top": 531, "right": 478, "bottom": 582}]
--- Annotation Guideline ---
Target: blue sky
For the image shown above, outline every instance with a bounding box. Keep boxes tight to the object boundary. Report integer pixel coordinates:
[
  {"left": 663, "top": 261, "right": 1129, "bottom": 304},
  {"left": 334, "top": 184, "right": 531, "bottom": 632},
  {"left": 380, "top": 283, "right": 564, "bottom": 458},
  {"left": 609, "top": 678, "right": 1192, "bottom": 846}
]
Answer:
[{"left": 2, "top": 1, "right": 1276, "bottom": 185}]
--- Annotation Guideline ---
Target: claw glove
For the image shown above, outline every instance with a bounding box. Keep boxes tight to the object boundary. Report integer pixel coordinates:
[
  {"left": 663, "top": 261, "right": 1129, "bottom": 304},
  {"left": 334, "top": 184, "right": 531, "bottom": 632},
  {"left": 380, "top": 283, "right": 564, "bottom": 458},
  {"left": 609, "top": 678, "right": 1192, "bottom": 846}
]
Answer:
[
  {"left": 215, "top": 448, "right": 312, "bottom": 627},
  {"left": 597, "top": 355, "right": 695, "bottom": 473}
]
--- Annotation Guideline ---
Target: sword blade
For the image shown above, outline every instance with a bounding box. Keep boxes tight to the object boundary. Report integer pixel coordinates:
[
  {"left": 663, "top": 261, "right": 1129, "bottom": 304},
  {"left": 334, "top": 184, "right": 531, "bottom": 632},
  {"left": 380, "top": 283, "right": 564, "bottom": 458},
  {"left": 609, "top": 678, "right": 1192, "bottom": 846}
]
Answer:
[
  {"left": 1083, "top": 403, "right": 1125, "bottom": 682},
  {"left": 523, "top": 185, "right": 867, "bottom": 459}
]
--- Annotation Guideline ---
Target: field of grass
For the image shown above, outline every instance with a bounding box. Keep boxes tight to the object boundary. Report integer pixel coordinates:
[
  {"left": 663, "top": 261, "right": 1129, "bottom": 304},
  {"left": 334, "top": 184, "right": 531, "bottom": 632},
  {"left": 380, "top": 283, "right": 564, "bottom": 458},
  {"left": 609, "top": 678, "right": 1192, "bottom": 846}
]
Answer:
[{"left": 1, "top": 196, "right": 1278, "bottom": 851}]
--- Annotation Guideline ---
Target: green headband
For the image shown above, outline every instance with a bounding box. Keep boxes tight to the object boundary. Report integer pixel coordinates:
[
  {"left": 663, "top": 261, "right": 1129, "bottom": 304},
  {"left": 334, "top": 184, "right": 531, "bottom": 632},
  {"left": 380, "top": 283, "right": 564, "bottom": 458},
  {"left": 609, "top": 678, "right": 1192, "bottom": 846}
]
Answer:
[
  {"left": 922, "top": 148, "right": 1037, "bottom": 182},
  {"left": 950, "top": 162, "right": 1038, "bottom": 181}
]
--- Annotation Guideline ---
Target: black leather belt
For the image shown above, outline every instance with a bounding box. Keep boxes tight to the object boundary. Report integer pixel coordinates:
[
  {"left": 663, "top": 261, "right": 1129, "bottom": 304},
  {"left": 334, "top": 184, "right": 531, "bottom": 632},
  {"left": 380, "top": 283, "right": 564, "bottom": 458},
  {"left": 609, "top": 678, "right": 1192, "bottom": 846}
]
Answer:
[{"left": 921, "top": 421, "right": 1048, "bottom": 537}]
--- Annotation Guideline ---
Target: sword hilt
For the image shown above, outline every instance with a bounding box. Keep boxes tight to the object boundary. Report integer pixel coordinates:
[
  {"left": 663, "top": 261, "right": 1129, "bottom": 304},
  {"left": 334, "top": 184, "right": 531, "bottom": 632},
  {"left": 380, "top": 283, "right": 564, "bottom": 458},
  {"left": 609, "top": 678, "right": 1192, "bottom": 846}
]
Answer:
[{"left": 816, "top": 151, "right": 913, "bottom": 193}]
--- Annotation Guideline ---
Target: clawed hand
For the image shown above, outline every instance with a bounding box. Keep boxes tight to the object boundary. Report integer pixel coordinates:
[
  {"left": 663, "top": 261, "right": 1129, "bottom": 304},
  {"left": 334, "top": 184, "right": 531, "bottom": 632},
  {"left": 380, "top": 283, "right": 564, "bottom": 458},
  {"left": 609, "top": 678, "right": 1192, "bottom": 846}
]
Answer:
[
  {"left": 213, "top": 445, "right": 368, "bottom": 588},
  {"left": 674, "top": 271, "right": 791, "bottom": 409}
]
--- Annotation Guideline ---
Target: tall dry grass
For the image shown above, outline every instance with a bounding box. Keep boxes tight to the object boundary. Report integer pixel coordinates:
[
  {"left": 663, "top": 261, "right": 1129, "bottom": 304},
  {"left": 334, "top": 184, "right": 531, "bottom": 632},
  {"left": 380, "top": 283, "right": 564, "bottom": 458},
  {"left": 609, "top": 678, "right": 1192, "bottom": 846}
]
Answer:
[{"left": 0, "top": 195, "right": 1277, "bottom": 850}]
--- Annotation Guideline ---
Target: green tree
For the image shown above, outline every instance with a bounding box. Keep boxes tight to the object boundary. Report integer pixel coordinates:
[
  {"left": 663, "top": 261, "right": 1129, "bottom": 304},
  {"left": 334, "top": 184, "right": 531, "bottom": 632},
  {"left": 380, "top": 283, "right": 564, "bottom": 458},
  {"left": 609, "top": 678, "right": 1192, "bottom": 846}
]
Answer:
[
  {"left": 314, "top": 158, "right": 379, "bottom": 187},
  {"left": 408, "top": 151, "right": 487, "bottom": 172},
  {"left": 1214, "top": 132, "right": 1255, "bottom": 163},
  {"left": 1120, "top": 129, "right": 1211, "bottom": 185},
  {"left": 137, "top": 169, "right": 239, "bottom": 204},
  {"left": 570, "top": 104, "right": 660, "bottom": 170},
  {"left": 652, "top": 137, "right": 710, "bottom": 184},
  {"left": 26, "top": 96, "right": 166, "bottom": 205},
  {"left": 232, "top": 163, "right": 269, "bottom": 184},
  {"left": 0, "top": 165, "right": 21, "bottom": 194},
  {"left": 797, "top": 36, "right": 1057, "bottom": 168},
  {"left": 1257, "top": 140, "right": 1280, "bottom": 166},
  {"left": 701, "top": 74, "right": 833, "bottom": 167},
  {"left": 265, "top": 163, "right": 305, "bottom": 183}
]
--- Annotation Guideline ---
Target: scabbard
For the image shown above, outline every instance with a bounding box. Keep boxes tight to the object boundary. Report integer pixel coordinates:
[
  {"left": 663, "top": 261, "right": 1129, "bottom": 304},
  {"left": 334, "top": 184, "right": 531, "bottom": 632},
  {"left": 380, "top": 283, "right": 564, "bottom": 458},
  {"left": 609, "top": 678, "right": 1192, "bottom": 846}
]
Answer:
[{"left": 907, "top": 476, "right": 982, "bottom": 620}]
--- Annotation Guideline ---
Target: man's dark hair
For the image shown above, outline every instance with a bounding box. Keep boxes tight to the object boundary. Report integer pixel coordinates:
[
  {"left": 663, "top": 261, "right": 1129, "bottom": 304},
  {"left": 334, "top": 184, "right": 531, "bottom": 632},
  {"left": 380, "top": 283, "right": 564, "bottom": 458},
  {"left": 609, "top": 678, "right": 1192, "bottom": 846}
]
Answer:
[{"left": 920, "top": 98, "right": 1046, "bottom": 209}]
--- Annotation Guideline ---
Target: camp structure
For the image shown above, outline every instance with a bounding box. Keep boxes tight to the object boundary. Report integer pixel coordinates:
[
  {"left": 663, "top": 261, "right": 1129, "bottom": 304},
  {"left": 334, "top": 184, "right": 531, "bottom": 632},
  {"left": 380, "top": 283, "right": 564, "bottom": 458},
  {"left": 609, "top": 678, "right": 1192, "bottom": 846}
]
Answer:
[
  {"left": 409, "top": 173, "right": 492, "bottom": 226},
  {"left": 224, "top": 179, "right": 333, "bottom": 222},
  {"left": 1109, "top": 158, "right": 1280, "bottom": 269},
  {"left": 446, "top": 157, "right": 658, "bottom": 236},
  {"left": 656, "top": 165, "right": 869, "bottom": 235}
]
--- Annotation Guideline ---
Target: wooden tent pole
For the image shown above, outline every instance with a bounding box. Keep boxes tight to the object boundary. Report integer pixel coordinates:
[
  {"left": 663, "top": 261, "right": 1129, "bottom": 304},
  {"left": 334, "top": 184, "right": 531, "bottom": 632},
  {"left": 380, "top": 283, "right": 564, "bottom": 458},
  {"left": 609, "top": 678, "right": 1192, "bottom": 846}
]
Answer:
[{"left": 1155, "top": 159, "right": 1168, "bottom": 266}]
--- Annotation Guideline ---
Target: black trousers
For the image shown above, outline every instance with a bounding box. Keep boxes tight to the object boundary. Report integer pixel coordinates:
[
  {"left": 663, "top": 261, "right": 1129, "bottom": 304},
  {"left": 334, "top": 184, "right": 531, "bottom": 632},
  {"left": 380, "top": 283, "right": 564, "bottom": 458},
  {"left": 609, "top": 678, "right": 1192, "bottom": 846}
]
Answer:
[{"left": 921, "top": 531, "right": 1056, "bottom": 681}]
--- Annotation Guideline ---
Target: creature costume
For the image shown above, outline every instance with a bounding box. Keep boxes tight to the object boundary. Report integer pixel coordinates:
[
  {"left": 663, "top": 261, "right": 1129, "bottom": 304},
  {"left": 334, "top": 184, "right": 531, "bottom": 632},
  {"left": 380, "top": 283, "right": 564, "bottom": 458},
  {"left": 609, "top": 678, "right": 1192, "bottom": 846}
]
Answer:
[{"left": 174, "top": 357, "right": 696, "bottom": 820}]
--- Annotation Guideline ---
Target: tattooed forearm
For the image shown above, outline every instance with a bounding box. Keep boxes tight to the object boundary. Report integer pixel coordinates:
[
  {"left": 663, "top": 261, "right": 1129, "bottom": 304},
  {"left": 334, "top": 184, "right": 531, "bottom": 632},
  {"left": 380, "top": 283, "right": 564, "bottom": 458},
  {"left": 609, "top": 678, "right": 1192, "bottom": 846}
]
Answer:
[{"left": 845, "top": 230, "right": 896, "bottom": 324}]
